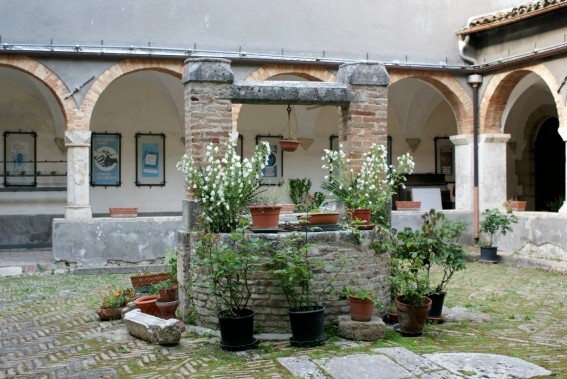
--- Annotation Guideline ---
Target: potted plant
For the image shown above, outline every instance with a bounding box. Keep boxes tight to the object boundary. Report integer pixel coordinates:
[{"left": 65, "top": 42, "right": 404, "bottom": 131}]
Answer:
[
  {"left": 177, "top": 134, "right": 271, "bottom": 233},
  {"left": 418, "top": 210, "right": 467, "bottom": 320},
  {"left": 289, "top": 178, "right": 312, "bottom": 212},
  {"left": 249, "top": 185, "right": 285, "bottom": 231},
  {"left": 394, "top": 200, "right": 422, "bottom": 211},
  {"left": 268, "top": 233, "right": 337, "bottom": 347},
  {"left": 321, "top": 143, "right": 414, "bottom": 227},
  {"left": 129, "top": 268, "right": 169, "bottom": 292},
  {"left": 97, "top": 286, "right": 135, "bottom": 321},
  {"left": 479, "top": 208, "right": 518, "bottom": 263},
  {"left": 193, "top": 229, "right": 268, "bottom": 351},
  {"left": 388, "top": 227, "right": 432, "bottom": 336},
  {"left": 504, "top": 199, "right": 527, "bottom": 212},
  {"left": 342, "top": 287, "right": 378, "bottom": 322},
  {"left": 278, "top": 105, "right": 300, "bottom": 152}
]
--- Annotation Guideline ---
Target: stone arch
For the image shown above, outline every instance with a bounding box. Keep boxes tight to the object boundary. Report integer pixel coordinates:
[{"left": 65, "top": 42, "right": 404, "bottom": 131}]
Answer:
[
  {"left": 80, "top": 59, "right": 184, "bottom": 131},
  {"left": 388, "top": 70, "right": 472, "bottom": 135},
  {"left": 232, "top": 64, "right": 337, "bottom": 131},
  {"left": 480, "top": 63, "right": 566, "bottom": 134},
  {"left": 0, "top": 56, "right": 76, "bottom": 128}
]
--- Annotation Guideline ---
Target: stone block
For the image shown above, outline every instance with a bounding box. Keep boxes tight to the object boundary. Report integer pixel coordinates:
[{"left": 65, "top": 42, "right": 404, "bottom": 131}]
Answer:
[
  {"left": 338, "top": 315, "right": 385, "bottom": 341},
  {"left": 124, "top": 309, "right": 181, "bottom": 345},
  {"left": 182, "top": 58, "right": 233, "bottom": 84},
  {"left": 338, "top": 62, "right": 389, "bottom": 86}
]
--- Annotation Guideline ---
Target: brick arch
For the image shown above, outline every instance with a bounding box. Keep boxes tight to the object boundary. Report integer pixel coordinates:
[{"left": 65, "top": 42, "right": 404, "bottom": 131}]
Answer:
[
  {"left": 80, "top": 59, "right": 184, "bottom": 131},
  {"left": 389, "top": 70, "right": 472, "bottom": 134},
  {"left": 232, "top": 65, "right": 337, "bottom": 131},
  {"left": 480, "top": 63, "right": 567, "bottom": 134},
  {"left": 0, "top": 56, "right": 77, "bottom": 128}
]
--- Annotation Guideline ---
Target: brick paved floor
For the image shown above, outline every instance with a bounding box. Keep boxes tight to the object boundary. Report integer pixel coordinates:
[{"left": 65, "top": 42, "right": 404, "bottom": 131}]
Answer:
[{"left": 0, "top": 262, "right": 565, "bottom": 378}]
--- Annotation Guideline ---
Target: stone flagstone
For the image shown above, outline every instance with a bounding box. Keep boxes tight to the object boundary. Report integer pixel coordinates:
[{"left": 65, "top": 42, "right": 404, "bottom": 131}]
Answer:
[
  {"left": 315, "top": 354, "right": 413, "bottom": 379},
  {"left": 277, "top": 355, "right": 326, "bottom": 379},
  {"left": 372, "top": 347, "right": 444, "bottom": 376},
  {"left": 424, "top": 353, "right": 552, "bottom": 378}
]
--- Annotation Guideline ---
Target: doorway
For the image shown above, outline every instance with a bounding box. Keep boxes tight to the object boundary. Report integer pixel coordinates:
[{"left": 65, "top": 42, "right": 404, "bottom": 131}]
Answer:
[{"left": 534, "top": 117, "right": 564, "bottom": 211}]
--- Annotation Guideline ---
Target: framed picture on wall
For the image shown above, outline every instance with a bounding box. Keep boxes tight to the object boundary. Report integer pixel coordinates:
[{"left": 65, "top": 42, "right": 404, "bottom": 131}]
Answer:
[
  {"left": 255, "top": 134, "right": 283, "bottom": 185},
  {"left": 3, "top": 131, "right": 37, "bottom": 187},
  {"left": 135, "top": 133, "right": 166, "bottom": 187},
  {"left": 434, "top": 136, "right": 454, "bottom": 183},
  {"left": 236, "top": 134, "right": 244, "bottom": 160},
  {"left": 91, "top": 132, "right": 121, "bottom": 187}
]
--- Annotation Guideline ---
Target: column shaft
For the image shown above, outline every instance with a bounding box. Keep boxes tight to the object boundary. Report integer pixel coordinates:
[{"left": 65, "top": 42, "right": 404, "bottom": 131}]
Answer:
[
  {"left": 65, "top": 131, "right": 92, "bottom": 219},
  {"left": 478, "top": 133, "right": 511, "bottom": 211}
]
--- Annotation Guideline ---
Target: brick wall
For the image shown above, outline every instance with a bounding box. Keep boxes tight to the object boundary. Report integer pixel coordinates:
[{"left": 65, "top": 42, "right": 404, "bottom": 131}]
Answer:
[{"left": 178, "top": 231, "right": 391, "bottom": 333}]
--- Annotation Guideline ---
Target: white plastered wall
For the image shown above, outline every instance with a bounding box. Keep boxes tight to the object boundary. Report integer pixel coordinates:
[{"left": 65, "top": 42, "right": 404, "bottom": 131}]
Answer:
[
  {"left": 89, "top": 73, "right": 185, "bottom": 214},
  {"left": 0, "top": 72, "right": 67, "bottom": 215}
]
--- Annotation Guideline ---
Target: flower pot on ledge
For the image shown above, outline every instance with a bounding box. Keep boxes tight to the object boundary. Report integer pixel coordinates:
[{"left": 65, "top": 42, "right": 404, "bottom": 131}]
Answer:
[
  {"left": 249, "top": 205, "right": 283, "bottom": 231},
  {"left": 395, "top": 201, "right": 421, "bottom": 211},
  {"left": 109, "top": 207, "right": 138, "bottom": 218}
]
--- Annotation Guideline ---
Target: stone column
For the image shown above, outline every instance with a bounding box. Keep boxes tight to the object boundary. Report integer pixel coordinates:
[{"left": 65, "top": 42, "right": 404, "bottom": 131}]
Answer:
[
  {"left": 478, "top": 133, "right": 511, "bottom": 211},
  {"left": 450, "top": 134, "right": 474, "bottom": 211},
  {"left": 64, "top": 130, "right": 92, "bottom": 219},
  {"left": 181, "top": 58, "right": 234, "bottom": 164},
  {"left": 558, "top": 127, "right": 567, "bottom": 214},
  {"left": 337, "top": 62, "right": 389, "bottom": 170}
]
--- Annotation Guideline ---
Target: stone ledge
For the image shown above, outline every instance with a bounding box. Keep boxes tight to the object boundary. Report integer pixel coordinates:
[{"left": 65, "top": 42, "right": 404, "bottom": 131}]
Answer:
[
  {"left": 338, "top": 315, "right": 386, "bottom": 341},
  {"left": 232, "top": 81, "right": 352, "bottom": 105}
]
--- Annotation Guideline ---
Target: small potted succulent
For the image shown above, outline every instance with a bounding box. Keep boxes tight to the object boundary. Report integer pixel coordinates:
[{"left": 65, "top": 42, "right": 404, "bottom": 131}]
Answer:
[
  {"left": 479, "top": 208, "right": 518, "bottom": 262},
  {"left": 96, "top": 286, "right": 135, "bottom": 321}
]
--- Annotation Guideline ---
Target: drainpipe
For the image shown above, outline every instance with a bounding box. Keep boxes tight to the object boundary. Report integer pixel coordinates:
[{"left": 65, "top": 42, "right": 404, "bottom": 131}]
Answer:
[
  {"left": 458, "top": 35, "right": 478, "bottom": 65},
  {"left": 467, "top": 74, "right": 483, "bottom": 241}
]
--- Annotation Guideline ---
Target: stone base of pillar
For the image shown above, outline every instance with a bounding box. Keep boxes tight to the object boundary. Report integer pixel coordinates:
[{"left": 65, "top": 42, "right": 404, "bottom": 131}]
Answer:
[{"left": 65, "top": 205, "right": 92, "bottom": 219}]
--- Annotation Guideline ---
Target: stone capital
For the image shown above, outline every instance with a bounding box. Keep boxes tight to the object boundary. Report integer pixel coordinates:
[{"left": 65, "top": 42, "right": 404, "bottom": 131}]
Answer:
[
  {"left": 338, "top": 62, "right": 389, "bottom": 86},
  {"left": 65, "top": 131, "right": 91, "bottom": 147},
  {"left": 182, "top": 58, "right": 234, "bottom": 84},
  {"left": 479, "top": 133, "right": 511, "bottom": 144},
  {"left": 449, "top": 134, "right": 473, "bottom": 146},
  {"left": 557, "top": 127, "right": 567, "bottom": 142}
]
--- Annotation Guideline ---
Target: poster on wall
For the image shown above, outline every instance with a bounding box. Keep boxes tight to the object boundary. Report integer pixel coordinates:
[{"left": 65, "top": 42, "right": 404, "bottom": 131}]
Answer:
[
  {"left": 91, "top": 133, "right": 121, "bottom": 187},
  {"left": 434, "top": 136, "right": 454, "bottom": 183},
  {"left": 255, "top": 135, "right": 283, "bottom": 185},
  {"left": 135, "top": 133, "right": 165, "bottom": 187},
  {"left": 3, "top": 131, "right": 37, "bottom": 187}
]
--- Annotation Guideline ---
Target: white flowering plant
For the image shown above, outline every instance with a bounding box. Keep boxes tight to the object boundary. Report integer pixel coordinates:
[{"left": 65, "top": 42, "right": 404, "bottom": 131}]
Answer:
[
  {"left": 321, "top": 143, "right": 414, "bottom": 226},
  {"left": 177, "top": 136, "right": 271, "bottom": 233}
]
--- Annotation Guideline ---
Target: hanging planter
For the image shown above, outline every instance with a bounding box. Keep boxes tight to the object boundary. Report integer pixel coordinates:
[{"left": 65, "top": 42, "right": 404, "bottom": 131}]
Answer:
[{"left": 278, "top": 105, "right": 301, "bottom": 152}]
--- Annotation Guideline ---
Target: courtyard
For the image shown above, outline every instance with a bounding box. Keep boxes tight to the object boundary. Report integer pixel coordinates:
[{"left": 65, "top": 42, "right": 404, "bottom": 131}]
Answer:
[{"left": 0, "top": 256, "right": 565, "bottom": 378}]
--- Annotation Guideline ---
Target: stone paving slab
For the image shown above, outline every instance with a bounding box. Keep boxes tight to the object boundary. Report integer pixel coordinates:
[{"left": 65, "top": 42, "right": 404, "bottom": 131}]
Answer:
[
  {"left": 277, "top": 355, "right": 327, "bottom": 379},
  {"left": 372, "top": 347, "right": 445, "bottom": 376},
  {"left": 315, "top": 354, "right": 413, "bottom": 379},
  {"left": 425, "top": 353, "right": 552, "bottom": 379}
]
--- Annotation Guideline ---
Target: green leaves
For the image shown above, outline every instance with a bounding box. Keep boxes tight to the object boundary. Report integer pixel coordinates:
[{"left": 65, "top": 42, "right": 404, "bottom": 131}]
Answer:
[{"left": 480, "top": 208, "right": 518, "bottom": 246}]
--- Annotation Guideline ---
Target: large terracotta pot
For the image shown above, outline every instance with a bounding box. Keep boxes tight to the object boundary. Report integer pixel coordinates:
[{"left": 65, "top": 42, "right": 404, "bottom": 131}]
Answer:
[
  {"left": 395, "top": 296, "right": 432, "bottom": 336},
  {"left": 130, "top": 272, "right": 169, "bottom": 289},
  {"left": 156, "top": 299, "right": 180, "bottom": 320},
  {"left": 134, "top": 295, "right": 160, "bottom": 317},
  {"left": 158, "top": 287, "right": 177, "bottom": 302},
  {"left": 349, "top": 297, "right": 374, "bottom": 322},
  {"left": 249, "top": 205, "right": 282, "bottom": 230},
  {"left": 350, "top": 209, "right": 371, "bottom": 225},
  {"left": 306, "top": 212, "right": 340, "bottom": 225}
]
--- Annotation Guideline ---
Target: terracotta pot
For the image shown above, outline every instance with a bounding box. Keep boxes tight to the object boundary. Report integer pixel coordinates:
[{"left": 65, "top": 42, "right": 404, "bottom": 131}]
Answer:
[
  {"left": 350, "top": 209, "right": 371, "bottom": 225},
  {"left": 278, "top": 139, "right": 300, "bottom": 152},
  {"left": 249, "top": 205, "right": 282, "bottom": 230},
  {"left": 306, "top": 212, "right": 340, "bottom": 225},
  {"left": 130, "top": 272, "right": 169, "bottom": 288},
  {"left": 158, "top": 287, "right": 177, "bottom": 302},
  {"left": 395, "top": 201, "right": 421, "bottom": 211},
  {"left": 156, "top": 299, "right": 180, "bottom": 320},
  {"left": 134, "top": 295, "right": 160, "bottom": 317},
  {"left": 507, "top": 201, "right": 526, "bottom": 211},
  {"left": 395, "top": 296, "right": 432, "bottom": 336},
  {"left": 349, "top": 297, "right": 374, "bottom": 322},
  {"left": 97, "top": 306, "right": 124, "bottom": 321}
]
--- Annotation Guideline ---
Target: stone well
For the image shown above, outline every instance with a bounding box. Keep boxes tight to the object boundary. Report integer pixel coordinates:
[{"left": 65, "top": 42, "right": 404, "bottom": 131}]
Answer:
[{"left": 177, "top": 229, "right": 391, "bottom": 333}]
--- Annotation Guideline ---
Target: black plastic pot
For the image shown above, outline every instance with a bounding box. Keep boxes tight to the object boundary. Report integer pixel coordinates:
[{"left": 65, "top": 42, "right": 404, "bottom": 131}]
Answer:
[
  {"left": 427, "top": 292, "right": 446, "bottom": 318},
  {"left": 288, "top": 306, "right": 325, "bottom": 347},
  {"left": 480, "top": 246, "right": 499, "bottom": 262},
  {"left": 217, "top": 309, "right": 257, "bottom": 351}
]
